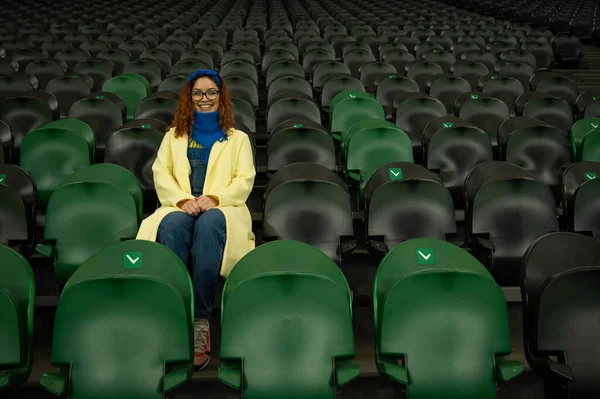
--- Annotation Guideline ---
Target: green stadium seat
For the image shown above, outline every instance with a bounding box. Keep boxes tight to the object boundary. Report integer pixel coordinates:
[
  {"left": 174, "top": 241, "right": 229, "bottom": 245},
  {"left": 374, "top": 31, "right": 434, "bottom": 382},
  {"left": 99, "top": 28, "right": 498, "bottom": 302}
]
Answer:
[
  {"left": 102, "top": 74, "right": 149, "bottom": 122},
  {"left": 345, "top": 124, "right": 413, "bottom": 196},
  {"left": 60, "top": 164, "right": 143, "bottom": 223},
  {"left": 341, "top": 119, "right": 398, "bottom": 162},
  {"left": 218, "top": 240, "right": 359, "bottom": 398},
  {"left": 374, "top": 238, "right": 522, "bottom": 399},
  {"left": 582, "top": 127, "right": 600, "bottom": 162},
  {"left": 36, "top": 182, "right": 138, "bottom": 285},
  {"left": 41, "top": 277, "right": 191, "bottom": 398},
  {"left": 19, "top": 127, "right": 92, "bottom": 209},
  {"left": 0, "top": 245, "right": 34, "bottom": 390},
  {"left": 571, "top": 117, "right": 600, "bottom": 161},
  {"left": 365, "top": 163, "right": 456, "bottom": 252},
  {"left": 329, "top": 91, "right": 384, "bottom": 138},
  {"left": 44, "top": 118, "right": 96, "bottom": 162}
]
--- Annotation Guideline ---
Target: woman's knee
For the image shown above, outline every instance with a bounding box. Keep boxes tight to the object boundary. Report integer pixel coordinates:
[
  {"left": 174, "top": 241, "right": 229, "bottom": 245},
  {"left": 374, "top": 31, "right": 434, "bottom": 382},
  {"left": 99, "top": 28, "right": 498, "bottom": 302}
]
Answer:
[
  {"left": 194, "top": 209, "right": 226, "bottom": 236},
  {"left": 157, "top": 212, "right": 195, "bottom": 239}
]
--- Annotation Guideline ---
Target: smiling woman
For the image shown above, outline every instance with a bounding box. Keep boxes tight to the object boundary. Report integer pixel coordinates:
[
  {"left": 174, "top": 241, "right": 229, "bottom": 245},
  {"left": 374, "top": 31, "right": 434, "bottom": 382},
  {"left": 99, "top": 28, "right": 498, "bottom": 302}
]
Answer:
[{"left": 135, "top": 68, "right": 256, "bottom": 371}]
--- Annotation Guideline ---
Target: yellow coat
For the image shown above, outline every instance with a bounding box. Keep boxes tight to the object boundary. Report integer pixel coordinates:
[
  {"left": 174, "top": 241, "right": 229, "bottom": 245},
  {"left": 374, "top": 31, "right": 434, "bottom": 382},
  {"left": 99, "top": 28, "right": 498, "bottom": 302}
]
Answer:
[{"left": 136, "top": 127, "right": 256, "bottom": 277}]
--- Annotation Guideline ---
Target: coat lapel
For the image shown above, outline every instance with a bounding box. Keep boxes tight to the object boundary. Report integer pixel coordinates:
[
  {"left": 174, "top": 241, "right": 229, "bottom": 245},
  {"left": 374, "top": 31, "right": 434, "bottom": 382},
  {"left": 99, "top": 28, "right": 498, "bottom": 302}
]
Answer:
[
  {"left": 205, "top": 129, "right": 234, "bottom": 182},
  {"left": 172, "top": 134, "right": 192, "bottom": 194}
]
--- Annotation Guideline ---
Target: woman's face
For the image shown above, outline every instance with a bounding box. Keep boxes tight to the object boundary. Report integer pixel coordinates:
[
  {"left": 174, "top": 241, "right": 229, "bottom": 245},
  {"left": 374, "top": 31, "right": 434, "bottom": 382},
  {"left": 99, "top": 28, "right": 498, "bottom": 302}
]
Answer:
[{"left": 191, "top": 77, "right": 220, "bottom": 113}]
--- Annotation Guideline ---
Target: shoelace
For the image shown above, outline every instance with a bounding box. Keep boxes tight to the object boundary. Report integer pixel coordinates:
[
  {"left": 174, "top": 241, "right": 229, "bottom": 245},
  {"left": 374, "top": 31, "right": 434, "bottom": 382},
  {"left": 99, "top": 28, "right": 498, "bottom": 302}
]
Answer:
[{"left": 194, "top": 321, "right": 209, "bottom": 351}]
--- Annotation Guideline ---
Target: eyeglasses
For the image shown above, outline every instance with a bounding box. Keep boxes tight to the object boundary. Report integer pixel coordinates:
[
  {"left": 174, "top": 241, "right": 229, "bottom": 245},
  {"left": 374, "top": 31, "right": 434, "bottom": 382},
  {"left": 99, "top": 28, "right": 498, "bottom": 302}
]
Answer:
[{"left": 191, "top": 89, "right": 220, "bottom": 100}]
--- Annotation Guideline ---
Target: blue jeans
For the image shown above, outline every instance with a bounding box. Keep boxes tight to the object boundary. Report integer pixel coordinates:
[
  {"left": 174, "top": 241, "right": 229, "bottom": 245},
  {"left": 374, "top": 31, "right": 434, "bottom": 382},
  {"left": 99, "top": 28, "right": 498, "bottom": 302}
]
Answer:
[{"left": 156, "top": 209, "right": 226, "bottom": 319}]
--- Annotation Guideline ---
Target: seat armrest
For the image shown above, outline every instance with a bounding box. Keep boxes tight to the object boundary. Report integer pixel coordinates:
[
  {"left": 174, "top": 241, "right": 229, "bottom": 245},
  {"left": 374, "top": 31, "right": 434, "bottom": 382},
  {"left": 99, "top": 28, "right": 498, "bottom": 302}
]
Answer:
[
  {"left": 335, "top": 359, "right": 360, "bottom": 387},
  {"left": 496, "top": 358, "right": 523, "bottom": 382},
  {"left": 163, "top": 363, "right": 191, "bottom": 392},
  {"left": 218, "top": 360, "right": 242, "bottom": 390},
  {"left": 40, "top": 368, "right": 69, "bottom": 396}
]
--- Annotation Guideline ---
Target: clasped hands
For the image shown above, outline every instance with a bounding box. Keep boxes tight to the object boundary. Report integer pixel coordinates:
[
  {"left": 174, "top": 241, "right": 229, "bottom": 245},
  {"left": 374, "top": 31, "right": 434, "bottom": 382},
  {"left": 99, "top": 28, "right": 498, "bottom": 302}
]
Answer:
[{"left": 179, "top": 196, "right": 218, "bottom": 216}]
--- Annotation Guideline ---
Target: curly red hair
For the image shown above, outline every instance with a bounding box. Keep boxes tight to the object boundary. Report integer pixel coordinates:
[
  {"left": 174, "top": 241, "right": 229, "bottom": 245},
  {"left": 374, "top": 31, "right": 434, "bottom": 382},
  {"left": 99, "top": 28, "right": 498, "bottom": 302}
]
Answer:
[{"left": 170, "top": 73, "right": 235, "bottom": 138}]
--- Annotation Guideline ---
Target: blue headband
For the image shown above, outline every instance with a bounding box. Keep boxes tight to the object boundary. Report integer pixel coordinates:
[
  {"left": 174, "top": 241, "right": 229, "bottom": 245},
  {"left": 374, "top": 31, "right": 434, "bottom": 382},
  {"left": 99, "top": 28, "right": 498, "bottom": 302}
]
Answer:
[{"left": 187, "top": 69, "right": 221, "bottom": 88}]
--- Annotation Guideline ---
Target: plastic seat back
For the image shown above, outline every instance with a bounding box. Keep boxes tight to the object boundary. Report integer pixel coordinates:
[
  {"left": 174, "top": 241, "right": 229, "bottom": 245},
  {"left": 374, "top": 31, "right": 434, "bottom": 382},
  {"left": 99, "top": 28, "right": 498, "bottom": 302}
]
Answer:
[
  {"left": 19, "top": 128, "right": 91, "bottom": 208},
  {"left": 538, "top": 268, "right": 600, "bottom": 398},
  {"left": 264, "top": 178, "right": 352, "bottom": 263},
  {"left": 522, "top": 233, "right": 600, "bottom": 377},
  {"left": 220, "top": 274, "right": 355, "bottom": 399},
  {"left": 366, "top": 164, "right": 456, "bottom": 250},
  {"left": 102, "top": 75, "right": 148, "bottom": 122},
  {"left": 380, "top": 271, "right": 512, "bottom": 399},
  {"left": 0, "top": 245, "right": 34, "bottom": 388},
  {"left": 60, "top": 164, "right": 143, "bottom": 223},
  {"left": 0, "top": 96, "right": 53, "bottom": 162},
  {"left": 48, "top": 277, "right": 190, "bottom": 399},
  {"left": 44, "top": 182, "right": 138, "bottom": 285},
  {"left": 426, "top": 126, "right": 493, "bottom": 205}
]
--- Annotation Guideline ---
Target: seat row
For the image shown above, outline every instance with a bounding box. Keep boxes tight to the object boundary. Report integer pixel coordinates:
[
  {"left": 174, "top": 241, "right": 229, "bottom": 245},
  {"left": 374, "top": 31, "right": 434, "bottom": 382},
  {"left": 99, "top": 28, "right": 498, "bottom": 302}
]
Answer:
[
  {"left": 3, "top": 154, "right": 600, "bottom": 287},
  {"left": 3, "top": 233, "right": 600, "bottom": 398}
]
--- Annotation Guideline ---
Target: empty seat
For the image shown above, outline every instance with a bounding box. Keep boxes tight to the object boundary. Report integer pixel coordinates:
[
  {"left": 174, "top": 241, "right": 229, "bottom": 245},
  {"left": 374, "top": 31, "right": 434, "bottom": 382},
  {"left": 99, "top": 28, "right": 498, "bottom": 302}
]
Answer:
[
  {"left": 451, "top": 61, "right": 490, "bottom": 89},
  {"left": 219, "top": 60, "right": 259, "bottom": 86},
  {"left": 60, "top": 163, "right": 143, "bottom": 223},
  {"left": 46, "top": 76, "right": 92, "bottom": 119},
  {"left": 0, "top": 75, "right": 35, "bottom": 102},
  {"left": 458, "top": 96, "right": 510, "bottom": 154},
  {"left": 19, "top": 127, "right": 91, "bottom": 209},
  {"left": 522, "top": 232, "right": 600, "bottom": 398},
  {"left": 330, "top": 92, "right": 384, "bottom": 140},
  {"left": 571, "top": 118, "right": 600, "bottom": 161},
  {"left": 102, "top": 74, "right": 148, "bottom": 122},
  {"left": 224, "top": 76, "right": 258, "bottom": 109},
  {"left": 263, "top": 163, "right": 354, "bottom": 263},
  {"left": 40, "top": 240, "right": 192, "bottom": 398},
  {"left": 562, "top": 161, "right": 600, "bottom": 233},
  {"left": 0, "top": 245, "right": 34, "bottom": 390},
  {"left": 0, "top": 185, "right": 28, "bottom": 246},
  {"left": 73, "top": 59, "right": 114, "bottom": 92},
  {"left": 504, "top": 125, "right": 571, "bottom": 197},
  {"left": 345, "top": 122, "right": 413, "bottom": 196},
  {"left": 123, "top": 59, "right": 162, "bottom": 91},
  {"left": 495, "top": 61, "right": 536, "bottom": 92},
  {"left": 405, "top": 61, "right": 444, "bottom": 92},
  {"left": 218, "top": 240, "right": 358, "bottom": 398},
  {"left": 0, "top": 96, "right": 53, "bottom": 163},
  {"left": 395, "top": 97, "right": 446, "bottom": 161},
  {"left": 266, "top": 60, "right": 305, "bottom": 87},
  {"left": 428, "top": 75, "right": 472, "bottom": 114},
  {"left": 36, "top": 181, "right": 138, "bottom": 285},
  {"left": 267, "top": 93, "right": 321, "bottom": 134},
  {"left": 374, "top": 238, "right": 522, "bottom": 399},
  {"left": 466, "top": 162, "right": 558, "bottom": 284},
  {"left": 267, "top": 76, "right": 312, "bottom": 106},
  {"left": 158, "top": 75, "right": 187, "bottom": 95},
  {"left": 68, "top": 96, "right": 124, "bottom": 159},
  {"left": 24, "top": 59, "right": 65, "bottom": 89},
  {"left": 425, "top": 125, "right": 493, "bottom": 206},
  {"left": 104, "top": 126, "right": 163, "bottom": 213},
  {"left": 0, "top": 164, "right": 37, "bottom": 244},
  {"left": 359, "top": 62, "right": 397, "bottom": 93},
  {"left": 376, "top": 76, "right": 420, "bottom": 120},
  {"left": 522, "top": 97, "right": 574, "bottom": 133},
  {"left": 321, "top": 75, "right": 365, "bottom": 111},
  {"left": 535, "top": 76, "right": 578, "bottom": 105},
  {"left": 134, "top": 96, "right": 177, "bottom": 126},
  {"left": 481, "top": 76, "right": 525, "bottom": 115},
  {"left": 365, "top": 162, "right": 456, "bottom": 252},
  {"left": 268, "top": 122, "right": 335, "bottom": 172}
]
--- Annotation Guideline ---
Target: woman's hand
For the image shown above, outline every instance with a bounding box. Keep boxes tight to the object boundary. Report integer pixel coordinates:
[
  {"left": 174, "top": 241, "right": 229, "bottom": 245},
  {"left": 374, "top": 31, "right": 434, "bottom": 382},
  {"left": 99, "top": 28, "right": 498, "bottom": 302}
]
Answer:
[
  {"left": 179, "top": 199, "right": 202, "bottom": 216},
  {"left": 195, "top": 195, "right": 218, "bottom": 212}
]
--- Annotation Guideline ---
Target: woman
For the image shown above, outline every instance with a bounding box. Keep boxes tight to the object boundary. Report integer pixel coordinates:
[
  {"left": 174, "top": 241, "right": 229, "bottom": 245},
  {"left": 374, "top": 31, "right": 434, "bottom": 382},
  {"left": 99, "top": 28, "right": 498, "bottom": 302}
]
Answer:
[{"left": 136, "top": 69, "right": 256, "bottom": 370}]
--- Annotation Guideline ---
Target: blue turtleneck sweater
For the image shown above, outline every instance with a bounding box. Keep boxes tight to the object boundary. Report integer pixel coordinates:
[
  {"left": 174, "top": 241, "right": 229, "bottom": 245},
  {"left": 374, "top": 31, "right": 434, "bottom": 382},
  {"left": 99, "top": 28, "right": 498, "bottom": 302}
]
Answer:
[{"left": 188, "top": 111, "right": 227, "bottom": 196}]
